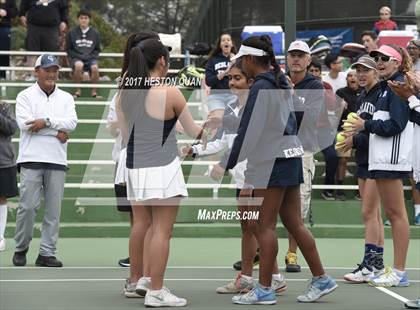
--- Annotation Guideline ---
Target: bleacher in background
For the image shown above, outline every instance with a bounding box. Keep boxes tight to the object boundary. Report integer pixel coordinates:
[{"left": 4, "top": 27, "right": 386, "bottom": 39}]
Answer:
[{"left": 1, "top": 51, "right": 418, "bottom": 239}]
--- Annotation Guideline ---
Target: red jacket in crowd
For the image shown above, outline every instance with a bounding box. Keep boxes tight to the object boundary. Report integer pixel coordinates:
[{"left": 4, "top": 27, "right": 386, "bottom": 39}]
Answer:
[{"left": 373, "top": 19, "right": 398, "bottom": 34}]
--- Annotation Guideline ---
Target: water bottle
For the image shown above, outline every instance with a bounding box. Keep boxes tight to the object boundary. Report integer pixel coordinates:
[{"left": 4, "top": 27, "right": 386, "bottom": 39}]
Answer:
[{"left": 184, "top": 50, "right": 191, "bottom": 67}]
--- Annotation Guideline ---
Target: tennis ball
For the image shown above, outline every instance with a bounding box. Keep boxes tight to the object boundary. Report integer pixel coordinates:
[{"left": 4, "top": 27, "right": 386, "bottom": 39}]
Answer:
[
  {"left": 336, "top": 132, "right": 346, "bottom": 143},
  {"left": 342, "top": 121, "right": 353, "bottom": 131},
  {"left": 347, "top": 112, "right": 358, "bottom": 122}
]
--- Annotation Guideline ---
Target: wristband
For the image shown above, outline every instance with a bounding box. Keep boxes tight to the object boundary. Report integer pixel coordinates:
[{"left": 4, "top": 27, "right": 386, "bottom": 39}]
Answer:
[
  {"left": 191, "top": 145, "right": 198, "bottom": 155},
  {"left": 408, "top": 95, "right": 420, "bottom": 110}
]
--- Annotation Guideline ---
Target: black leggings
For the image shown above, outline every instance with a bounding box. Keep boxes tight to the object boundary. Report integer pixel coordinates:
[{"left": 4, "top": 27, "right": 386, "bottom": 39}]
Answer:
[{"left": 321, "top": 144, "right": 339, "bottom": 188}]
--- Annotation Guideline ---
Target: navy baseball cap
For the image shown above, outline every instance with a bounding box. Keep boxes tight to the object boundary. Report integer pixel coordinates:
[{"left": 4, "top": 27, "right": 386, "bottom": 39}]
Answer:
[{"left": 35, "top": 54, "right": 60, "bottom": 69}]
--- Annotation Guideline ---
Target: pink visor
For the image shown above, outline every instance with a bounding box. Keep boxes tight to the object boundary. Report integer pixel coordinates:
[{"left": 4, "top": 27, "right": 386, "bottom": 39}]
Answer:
[{"left": 369, "top": 45, "right": 402, "bottom": 62}]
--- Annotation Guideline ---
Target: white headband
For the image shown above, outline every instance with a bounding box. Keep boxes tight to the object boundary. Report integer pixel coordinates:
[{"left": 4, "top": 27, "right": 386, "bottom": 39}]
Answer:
[{"left": 231, "top": 45, "right": 269, "bottom": 60}]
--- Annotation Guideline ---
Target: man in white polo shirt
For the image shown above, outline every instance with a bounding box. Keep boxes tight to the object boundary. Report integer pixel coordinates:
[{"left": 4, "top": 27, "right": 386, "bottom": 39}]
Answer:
[{"left": 13, "top": 54, "right": 78, "bottom": 267}]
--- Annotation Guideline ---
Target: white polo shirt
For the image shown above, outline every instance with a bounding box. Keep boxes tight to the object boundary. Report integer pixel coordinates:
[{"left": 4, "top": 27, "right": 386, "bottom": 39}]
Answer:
[{"left": 16, "top": 83, "right": 78, "bottom": 166}]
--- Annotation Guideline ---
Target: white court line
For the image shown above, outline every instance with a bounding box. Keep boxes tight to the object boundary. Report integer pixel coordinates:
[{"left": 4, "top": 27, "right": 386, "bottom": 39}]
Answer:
[
  {"left": 0, "top": 278, "right": 419, "bottom": 283},
  {"left": 375, "top": 287, "right": 410, "bottom": 303},
  {"left": 0, "top": 278, "right": 244, "bottom": 283},
  {"left": 1, "top": 266, "right": 419, "bottom": 270},
  {"left": 0, "top": 278, "right": 298, "bottom": 283}
]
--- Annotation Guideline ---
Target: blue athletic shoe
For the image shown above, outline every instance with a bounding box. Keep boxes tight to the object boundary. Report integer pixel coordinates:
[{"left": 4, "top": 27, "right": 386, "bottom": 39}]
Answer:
[
  {"left": 297, "top": 275, "right": 338, "bottom": 303},
  {"left": 415, "top": 214, "right": 420, "bottom": 226},
  {"left": 232, "top": 283, "right": 276, "bottom": 305}
]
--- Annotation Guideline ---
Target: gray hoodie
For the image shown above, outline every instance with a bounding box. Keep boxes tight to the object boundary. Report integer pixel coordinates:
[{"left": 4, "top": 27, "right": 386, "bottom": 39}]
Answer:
[{"left": 0, "top": 101, "right": 18, "bottom": 168}]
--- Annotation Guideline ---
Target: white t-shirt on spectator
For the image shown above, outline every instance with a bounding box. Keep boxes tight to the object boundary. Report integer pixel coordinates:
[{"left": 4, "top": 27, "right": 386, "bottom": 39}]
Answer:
[{"left": 323, "top": 71, "right": 347, "bottom": 93}]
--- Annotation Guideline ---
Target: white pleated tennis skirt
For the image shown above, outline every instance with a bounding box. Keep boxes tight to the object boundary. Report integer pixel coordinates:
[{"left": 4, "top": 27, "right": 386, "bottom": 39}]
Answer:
[{"left": 126, "top": 156, "right": 188, "bottom": 202}]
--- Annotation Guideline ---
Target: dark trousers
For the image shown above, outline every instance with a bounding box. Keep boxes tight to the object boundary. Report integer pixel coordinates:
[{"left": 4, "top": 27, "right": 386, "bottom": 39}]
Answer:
[
  {"left": 26, "top": 23, "right": 59, "bottom": 52},
  {"left": 0, "top": 26, "right": 11, "bottom": 79},
  {"left": 321, "top": 143, "right": 339, "bottom": 188}
]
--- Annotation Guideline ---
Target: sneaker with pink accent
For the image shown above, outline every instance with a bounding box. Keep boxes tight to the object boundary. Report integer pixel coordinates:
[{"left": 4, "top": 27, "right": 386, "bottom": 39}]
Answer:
[{"left": 216, "top": 273, "right": 254, "bottom": 294}]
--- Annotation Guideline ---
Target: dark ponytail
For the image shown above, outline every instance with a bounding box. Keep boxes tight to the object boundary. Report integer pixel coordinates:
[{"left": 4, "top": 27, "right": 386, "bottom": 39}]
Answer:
[
  {"left": 120, "top": 38, "right": 170, "bottom": 128},
  {"left": 241, "top": 35, "right": 287, "bottom": 89},
  {"left": 121, "top": 31, "right": 160, "bottom": 77},
  {"left": 122, "top": 38, "right": 169, "bottom": 90},
  {"left": 259, "top": 35, "right": 282, "bottom": 88},
  {"left": 124, "top": 46, "right": 151, "bottom": 90}
]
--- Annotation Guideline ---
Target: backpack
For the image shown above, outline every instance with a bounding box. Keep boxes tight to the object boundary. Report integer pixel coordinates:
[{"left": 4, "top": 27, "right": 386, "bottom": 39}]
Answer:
[
  {"left": 186, "top": 42, "right": 211, "bottom": 56},
  {"left": 177, "top": 65, "right": 205, "bottom": 88}
]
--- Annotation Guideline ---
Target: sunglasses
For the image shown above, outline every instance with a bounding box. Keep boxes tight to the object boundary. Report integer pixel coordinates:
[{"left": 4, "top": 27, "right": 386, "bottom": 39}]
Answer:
[
  {"left": 408, "top": 45, "right": 420, "bottom": 50},
  {"left": 373, "top": 55, "right": 397, "bottom": 63}
]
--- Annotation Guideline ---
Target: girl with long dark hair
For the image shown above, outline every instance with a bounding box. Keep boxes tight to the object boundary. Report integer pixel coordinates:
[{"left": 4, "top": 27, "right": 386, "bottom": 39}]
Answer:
[
  {"left": 205, "top": 33, "right": 237, "bottom": 122},
  {"left": 211, "top": 35, "right": 337, "bottom": 305},
  {"left": 118, "top": 37, "right": 206, "bottom": 307},
  {"left": 111, "top": 31, "right": 160, "bottom": 296}
]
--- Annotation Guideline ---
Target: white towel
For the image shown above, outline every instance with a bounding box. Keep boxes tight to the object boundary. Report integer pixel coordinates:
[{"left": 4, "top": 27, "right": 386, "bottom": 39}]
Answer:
[{"left": 413, "top": 124, "right": 420, "bottom": 185}]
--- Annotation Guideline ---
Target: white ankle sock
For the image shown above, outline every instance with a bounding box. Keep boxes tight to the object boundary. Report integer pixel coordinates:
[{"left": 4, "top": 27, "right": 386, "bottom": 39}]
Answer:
[
  {"left": 392, "top": 267, "right": 405, "bottom": 275},
  {"left": 148, "top": 288, "right": 163, "bottom": 294},
  {"left": 259, "top": 283, "right": 271, "bottom": 290},
  {"left": 272, "top": 273, "right": 284, "bottom": 281},
  {"left": 241, "top": 274, "right": 253, "bottom": 281},
  {"left": 0, "top": 204, "right": 7, "bottom": 240}
]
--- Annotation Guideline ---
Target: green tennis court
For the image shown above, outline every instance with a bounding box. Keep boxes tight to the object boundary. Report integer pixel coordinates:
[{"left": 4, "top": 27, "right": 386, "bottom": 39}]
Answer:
[
  {"left": 1, "top": 238, "right": 419, "bottom": 310},
  {"left": 1, "top": 57, "right": 419, "bottom": 310}
]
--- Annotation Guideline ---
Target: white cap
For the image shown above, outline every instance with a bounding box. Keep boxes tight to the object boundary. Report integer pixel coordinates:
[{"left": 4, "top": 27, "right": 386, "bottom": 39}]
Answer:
[
  {"left": 287, "top": 40, "right": 310, "bottom": 54},
  {"left": 231, "top": 45, "right": 269, "bottom": 61}
]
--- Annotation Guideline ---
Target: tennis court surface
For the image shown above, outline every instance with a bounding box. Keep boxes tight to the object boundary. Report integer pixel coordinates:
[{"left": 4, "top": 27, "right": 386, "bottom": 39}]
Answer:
[{"left": 1, "top": 238, "right": 419, "bottom": 310}]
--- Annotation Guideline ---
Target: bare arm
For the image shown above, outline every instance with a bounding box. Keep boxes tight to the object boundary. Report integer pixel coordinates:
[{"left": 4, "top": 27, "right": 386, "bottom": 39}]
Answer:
[
  {"left": 171, "top": 87, "right": 203, "bottom": 139},
  {"left": 106, "top": 93, "right": 120, "bottom": 137},
  {"left": 115, "top": 90, "right": 129, "bottom": 144}
]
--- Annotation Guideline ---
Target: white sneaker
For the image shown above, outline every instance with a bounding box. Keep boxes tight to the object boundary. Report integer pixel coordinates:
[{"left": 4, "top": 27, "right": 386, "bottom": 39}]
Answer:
[
  {"left": 0, "top": 238, "right": 5, "bottom": 252},
  {"left": 271, "top": 274, "right": 287, "bottom": 295},
  {"left": 144, "top": 287, "right": 187, "bottom": 307},
  {"left": 124, "top": 279, "right": 143, "bottom": 298},
  {"left": 136, "top": 276, "right": 151, "bottom": 297},
  {"left": 372, "top": 266, "right": 385, "bottom": 277},
  {"left": 369, "top": 267, "right": 409, "bottom": 287},
  {"left": 344, "top": 264, "right": 373, "bottom": 283},
  {"left": 297, "top": 275, "right": 338, "bottom": 303},
  {"left": 216, "top": 273, "right": 253, "bottom": 294}
]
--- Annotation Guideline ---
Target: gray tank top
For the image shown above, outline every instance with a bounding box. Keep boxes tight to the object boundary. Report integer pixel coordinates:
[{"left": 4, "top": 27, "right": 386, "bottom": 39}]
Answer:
[{"left": 126, "top": 109, "right": 178, "bottom": 169}]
